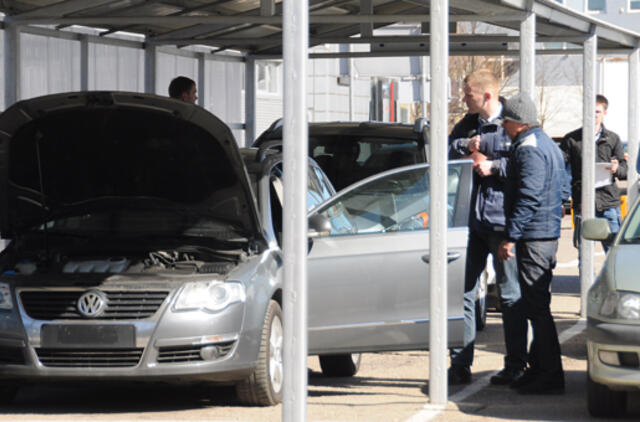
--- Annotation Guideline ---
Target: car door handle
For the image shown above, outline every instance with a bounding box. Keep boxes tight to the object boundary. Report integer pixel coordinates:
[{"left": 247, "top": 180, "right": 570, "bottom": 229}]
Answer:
[{"left": 421, "top": 251, "right": 461, "bottom": 264}]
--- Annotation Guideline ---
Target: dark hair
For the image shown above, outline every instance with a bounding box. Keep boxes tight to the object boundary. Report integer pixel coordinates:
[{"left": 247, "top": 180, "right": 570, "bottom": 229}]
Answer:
[
  {"left": 596, "top": 94, "right": 609, "bottom": 110},
  {"left": 168, "top": 76, "right": 195, "bottom": 99}
]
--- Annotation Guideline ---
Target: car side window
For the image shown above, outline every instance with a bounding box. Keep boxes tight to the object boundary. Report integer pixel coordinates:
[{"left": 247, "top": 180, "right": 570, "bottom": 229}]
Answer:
[{"left": 314, "top": 164, "right": 462, "bottom": 236}]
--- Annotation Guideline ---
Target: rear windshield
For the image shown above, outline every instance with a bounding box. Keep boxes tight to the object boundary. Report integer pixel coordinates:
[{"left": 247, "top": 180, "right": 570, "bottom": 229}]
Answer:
[{"left": 308, "top": 136, "right": 423, "bottom": 190}]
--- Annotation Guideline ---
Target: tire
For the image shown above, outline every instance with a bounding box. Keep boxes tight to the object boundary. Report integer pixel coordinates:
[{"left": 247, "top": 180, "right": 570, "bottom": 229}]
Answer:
[
  {"left": 587, "top": 370, "right": 626, "bottom": 417},
  {"left": 236, "top": 300, "right": 283, "bottom": 406},
  {"left": 319, "top": 353, "right": 362, "bottom": 377},
  {"left": 0, "top": 384, "right": 18, "bottom": 404}
]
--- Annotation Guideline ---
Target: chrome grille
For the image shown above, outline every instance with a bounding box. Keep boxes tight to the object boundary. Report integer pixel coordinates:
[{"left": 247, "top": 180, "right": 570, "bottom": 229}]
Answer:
[
  {"left": 20, "top": 290, "right": 169, "bottom": 320},
  {"left": 157, "top": 341, "right": 234, "bottom": 363},
  {"left": 36, "top": 348, "right": 143, "bottom": 367}
]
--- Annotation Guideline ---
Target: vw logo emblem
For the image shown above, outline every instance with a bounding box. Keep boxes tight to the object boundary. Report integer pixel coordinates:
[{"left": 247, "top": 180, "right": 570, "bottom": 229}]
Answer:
[{"left": 77, "top": 290, "right": 107, "bottom": 317}]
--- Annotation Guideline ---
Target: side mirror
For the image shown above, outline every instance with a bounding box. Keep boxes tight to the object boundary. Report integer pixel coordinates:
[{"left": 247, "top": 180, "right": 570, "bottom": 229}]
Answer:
[
  {"left": 308, "top": 213, "right": 331, "bottom": 238},
  {"left": 582, "top": 218, "right": 613, "bottom": 241}
]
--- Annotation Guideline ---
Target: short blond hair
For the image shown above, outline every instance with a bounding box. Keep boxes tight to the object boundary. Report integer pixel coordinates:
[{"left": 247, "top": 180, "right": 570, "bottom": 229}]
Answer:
[{"left": 464, "top": 69, "right": 500, "bottom": 97}]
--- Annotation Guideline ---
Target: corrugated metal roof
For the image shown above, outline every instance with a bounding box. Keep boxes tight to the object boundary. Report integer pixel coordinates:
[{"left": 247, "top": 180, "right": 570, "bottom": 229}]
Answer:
[{"left": 0, "top": 0, "right": 638, "bottom": 56}]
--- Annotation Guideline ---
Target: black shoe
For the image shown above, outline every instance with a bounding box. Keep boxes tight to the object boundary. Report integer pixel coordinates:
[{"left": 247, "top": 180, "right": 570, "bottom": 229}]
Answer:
[
  {"left": 509, "top": 367, "right": 539, "bottom": 389},
  {"left": 515, "top": 375, "right": 565, "bottom": 395},
  {"left": 448, "top": 365, "right": 471, "bottom": 385},
  {"left": 490, "top": 367, "right": 525, "bottom": 385}
]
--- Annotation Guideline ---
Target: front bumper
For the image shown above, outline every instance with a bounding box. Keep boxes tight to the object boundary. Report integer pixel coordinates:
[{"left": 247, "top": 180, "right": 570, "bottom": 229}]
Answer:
[
  {"left": 0, "top": 291, "right": 260, "bottom": 384},
  {"left": 587, "top": 318, "right": 640, "bottom": 391}
]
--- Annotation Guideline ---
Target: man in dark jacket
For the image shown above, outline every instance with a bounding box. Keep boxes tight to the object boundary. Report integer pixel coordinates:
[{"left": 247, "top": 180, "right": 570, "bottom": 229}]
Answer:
[
  {"left": 499, "top": 93, "right": 569, "bottom": 395},
  {"left": 561, "top": 94, "right": 627, "bottom": 252},
  {"left": 447, "top": 69, "right": 527, "bottom": 386}
]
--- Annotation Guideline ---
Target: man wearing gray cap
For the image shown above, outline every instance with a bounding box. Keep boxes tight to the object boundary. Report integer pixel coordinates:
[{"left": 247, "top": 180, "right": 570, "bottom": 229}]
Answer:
[{"left": 497, "top": 93, "right": 569, "bottom": 395}]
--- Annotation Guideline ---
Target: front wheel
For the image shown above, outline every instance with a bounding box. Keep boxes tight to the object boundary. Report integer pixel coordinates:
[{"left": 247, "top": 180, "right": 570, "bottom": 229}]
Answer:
[
  {"left": 587, "top": 370, "right": 626, "bottom": 417},
  {"left": 236, "top": 300, "right": 283, "bottom": 406},
  {"left": 319, "top": 353, "right": 362, "bottom": 377}
]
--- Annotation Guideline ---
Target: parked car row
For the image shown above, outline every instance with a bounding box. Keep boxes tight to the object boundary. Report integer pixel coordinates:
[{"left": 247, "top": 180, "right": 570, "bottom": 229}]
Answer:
[{"left": 0, "top": 92, "right": 473, "bottom": 406}]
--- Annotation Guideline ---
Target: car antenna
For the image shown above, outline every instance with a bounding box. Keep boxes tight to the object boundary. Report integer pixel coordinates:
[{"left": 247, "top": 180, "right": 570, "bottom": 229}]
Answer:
[{"left": 34, "top": 131, "right": 50, "bottom": 264}]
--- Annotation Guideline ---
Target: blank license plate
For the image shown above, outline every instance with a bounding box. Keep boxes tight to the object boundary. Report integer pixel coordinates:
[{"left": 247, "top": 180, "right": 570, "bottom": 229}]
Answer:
[{"left": 41, "top": 324, "right": 136, "bottom": 348}]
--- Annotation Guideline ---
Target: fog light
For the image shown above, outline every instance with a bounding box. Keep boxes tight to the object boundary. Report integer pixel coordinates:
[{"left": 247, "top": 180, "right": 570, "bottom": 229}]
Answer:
[
  {"left": 200, "top": 345, "right": 220, "bottom": 361},
  {"left": 599, "top": 350, "right": 621, "bottom": 366}
]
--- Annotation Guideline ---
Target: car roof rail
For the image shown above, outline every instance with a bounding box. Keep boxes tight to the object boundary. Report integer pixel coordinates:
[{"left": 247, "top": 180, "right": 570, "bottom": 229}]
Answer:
[
  {"left": 414, "top": 117, "right": 427, "bottom": 134},
  {"left": 256, "top": 140, "right": 283, "bottom": 162}
]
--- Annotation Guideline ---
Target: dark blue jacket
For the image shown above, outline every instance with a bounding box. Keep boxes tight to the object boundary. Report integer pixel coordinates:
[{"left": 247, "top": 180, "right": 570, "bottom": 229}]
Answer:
[
  {"left": 504, "top": 127, "right": 569, "bottom": 241},
  {"left": 449, "top": 111, "right": 511, "bottom": 234}
]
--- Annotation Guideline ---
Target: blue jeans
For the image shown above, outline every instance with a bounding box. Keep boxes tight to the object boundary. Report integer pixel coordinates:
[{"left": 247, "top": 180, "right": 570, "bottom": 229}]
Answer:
[
  {"left": 516, "top": 240, "right": 564, "bottom": 378},
  {"left": 450, "top": 230, "right": 528, "bottom": 370},
  {"left": 573, "top": 207, "right": 621, "bottom": 253}
]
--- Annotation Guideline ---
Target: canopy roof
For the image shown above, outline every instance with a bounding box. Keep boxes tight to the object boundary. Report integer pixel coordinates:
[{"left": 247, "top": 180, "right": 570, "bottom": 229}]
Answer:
[{"left": 0, "top": 0, "right": 638, "bottom": 57}]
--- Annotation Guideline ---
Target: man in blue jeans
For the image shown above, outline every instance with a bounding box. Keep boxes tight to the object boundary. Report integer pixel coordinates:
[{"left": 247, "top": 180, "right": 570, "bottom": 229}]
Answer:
[
  {"left": 499, "top": 93, "right": 569, "bottom": 395},
  {"left": 561, "top": 94, "right": 627, "bottom": 253},
  {"left": 448, "top": 70, "right": 528, "bottom": 385}
]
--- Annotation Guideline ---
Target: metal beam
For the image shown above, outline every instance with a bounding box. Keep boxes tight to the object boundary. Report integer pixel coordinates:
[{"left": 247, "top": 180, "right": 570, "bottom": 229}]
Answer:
[
  {"left": 144, "top": 44, "right": 157, "bottom": 94},
  {"left": 580, "top": 34, "right": 597, "bottom": 318},
  {"left": 13, "top": 0, "right": 117, "bottom": 18},
  {"left": 4, "top": 23, "right": 20, "bottom": 107},
  {"left": 519, "top": 12, "right": 535, "bottom": 99},
  {"left": 80, "top": 35, "right": 89, "bottom": 91},
  {"left": 429, "top": 0, "right": 449, "bottom": 406},
  {"left": 147, "top": 34, "right": 592, "bottom": 46},
  {"left": 282, "top": 0, "right": 309, "bottom": 419},
  {"left": 7, "top": 13, "right": 529, "bottom": 26},
  {"left": 629, "top": 47, "right": 640, "bottom": 207},
  {"left": 198, "top": 53, "right": 206, "bottom": 108},
  {"left": 261, "top": 0, "right": 276, "bottom": 16},
  {"left": 360, "top": 0, "right": 373, "bottom": 38},
  {"left": 244, "top": 56, "right": 257, "bottom": 146}
]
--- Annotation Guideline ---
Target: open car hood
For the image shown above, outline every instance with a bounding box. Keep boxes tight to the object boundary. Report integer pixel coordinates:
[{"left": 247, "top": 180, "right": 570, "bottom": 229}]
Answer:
[{"left": 0, "top": 91, "right": 260, "bottom": 239}]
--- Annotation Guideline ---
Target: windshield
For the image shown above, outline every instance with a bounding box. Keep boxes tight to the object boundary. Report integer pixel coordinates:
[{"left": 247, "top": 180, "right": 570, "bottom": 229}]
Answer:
[{"left": 620, "top": 200, "right": 640, "bottom": 244}]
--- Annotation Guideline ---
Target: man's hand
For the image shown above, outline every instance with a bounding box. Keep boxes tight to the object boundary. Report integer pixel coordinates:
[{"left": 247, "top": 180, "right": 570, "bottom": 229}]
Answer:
[
  {"left": 609, "top": 158, "right": 619, "bottom": 174},
  {"left": 473, "top": 160, "right": 493, "bottom": 177},
  {"left": 467, "top": 135, "right": 481, "bottom": 153},
  {"left": 498, "top": 240, "right": 515, "bottom": 261}
]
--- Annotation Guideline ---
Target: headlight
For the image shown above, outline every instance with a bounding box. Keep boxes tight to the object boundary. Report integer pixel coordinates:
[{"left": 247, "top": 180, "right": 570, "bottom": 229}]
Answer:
[
  {"left": 617, "top": 294, "right": 640, "bottom": 320},
  {"left": 593, "top": 289, "right": 640, "bottom": 320},
  {"left": 174, "top": 281, "right": 246, "bottom": 312},
  {"left": 0, "top": 283, "right": 12, "bottom": 310}
]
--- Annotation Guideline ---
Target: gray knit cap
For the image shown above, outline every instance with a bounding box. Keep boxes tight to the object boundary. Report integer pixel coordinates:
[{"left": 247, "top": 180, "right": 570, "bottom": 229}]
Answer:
[{"left": 503, "top": 93, "right": 539, "bottom": 126}]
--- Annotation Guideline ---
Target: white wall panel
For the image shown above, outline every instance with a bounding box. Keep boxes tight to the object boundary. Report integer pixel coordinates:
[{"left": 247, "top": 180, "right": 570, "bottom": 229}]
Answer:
[
  {"left": 89, "top": 43, "right": 143, "bottom": 91},
  {"left": 21, "top": 33, "right": 80, "bottom": 100}
]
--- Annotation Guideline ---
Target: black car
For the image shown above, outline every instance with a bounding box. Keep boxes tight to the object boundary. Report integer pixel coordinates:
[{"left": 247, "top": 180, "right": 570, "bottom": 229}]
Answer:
[{"left": 253, "top": 119, "right": 429, "bottom": 191}]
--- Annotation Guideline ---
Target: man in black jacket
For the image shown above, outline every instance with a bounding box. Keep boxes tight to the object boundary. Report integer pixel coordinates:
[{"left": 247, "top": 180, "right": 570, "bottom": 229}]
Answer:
[
  {"left": 447, "top": 69, "right": 527, "bottom": 386},
  {"left": 561, "top": 94, "right": 627, "bottom": 252}
]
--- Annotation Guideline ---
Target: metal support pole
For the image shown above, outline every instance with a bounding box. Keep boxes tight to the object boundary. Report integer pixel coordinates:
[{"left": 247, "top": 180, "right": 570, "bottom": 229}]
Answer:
[
  {"left": 628, "top": 48, "right": 640, "bottom": 207},
  {"left": 580, "top": 34, "right": 597, "bottom": 318},
  {"left": 282, "top": 0, "right": 308, "bottom": 420},
  {"left": 429, "top": 0, "right": 448, "bottom": 406},
  {"left": 349, "top": 55, "right": 355, "bottom": 121},
  {"left": 144, "top": 44, "right": 157, "bottom": 94},
  {"left": 80, "top": 36, "right": 89, "bottom": 91},
  {"left": 520, "top": 13, "right": 535, "bottom": 99},
  {"left": 198, "top": 53, "right": 206, "bottom": 108},
  {"left": 4, "top": 23, "right": 21, "bottom": 107},
  {"left": 421, "top": 55, "right": 428, "bottom": 118},
  {"left": 244, "top": 56, "right": 257, "bottom": 146}
]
